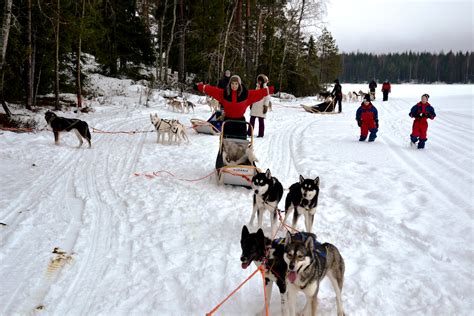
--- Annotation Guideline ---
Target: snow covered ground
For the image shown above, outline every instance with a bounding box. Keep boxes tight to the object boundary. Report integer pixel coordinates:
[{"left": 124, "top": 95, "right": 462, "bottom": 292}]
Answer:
[{"left": 1, "top": 79, "right": 473, "bottom": 315}]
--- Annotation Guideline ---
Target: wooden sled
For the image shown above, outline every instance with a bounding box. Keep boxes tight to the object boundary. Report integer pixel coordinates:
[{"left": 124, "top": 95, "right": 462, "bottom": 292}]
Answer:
[
  {"left": 301, "top": 99, "right": 337, "bottom": 114},
  {"left": 190, "top": 118, "right": 220, "bottom": 135},
  {"left": 215, "top": 121, "right": 259, "bottom": 188}
]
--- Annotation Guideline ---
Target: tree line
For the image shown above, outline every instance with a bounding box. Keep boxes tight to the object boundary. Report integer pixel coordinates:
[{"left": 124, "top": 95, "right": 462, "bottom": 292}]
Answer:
[
  {"left": 1, "top": 0, "right": 341, "bottom": 111},
  {"left": 339, "top": 51, "right": 473, "bottom": 84}
]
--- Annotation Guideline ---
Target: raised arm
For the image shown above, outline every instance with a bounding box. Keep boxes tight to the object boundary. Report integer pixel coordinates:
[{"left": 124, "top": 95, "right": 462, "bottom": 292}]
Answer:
[
  {"left": 247, "top": 86, "right": 275, "bottom": 106},
  {"left": 198, "top": 83, "right": 224, "bottom": 104}
]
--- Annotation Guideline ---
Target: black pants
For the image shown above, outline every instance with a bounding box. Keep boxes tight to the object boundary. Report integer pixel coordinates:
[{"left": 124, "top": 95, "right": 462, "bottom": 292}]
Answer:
[
  {"left": 223, "top": 117, "right": 247, "bottom": 139},
  {"left": 335, "top": 96, "right": 342, "bottom": 112},
  {"left": 383, "top": 91, "right": 389, "bottom": 101}
]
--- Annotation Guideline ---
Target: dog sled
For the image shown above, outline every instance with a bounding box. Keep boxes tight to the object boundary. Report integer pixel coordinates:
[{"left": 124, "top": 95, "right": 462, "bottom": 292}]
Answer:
[
  {"left": 215, "top": 121, "right": 259, "bottom": 187},
  {"left": 301, "top": 97, "right": 337, "bottom": 114},
  {"left": 190, "top": 111, "right": 223, "bottom": 135}
]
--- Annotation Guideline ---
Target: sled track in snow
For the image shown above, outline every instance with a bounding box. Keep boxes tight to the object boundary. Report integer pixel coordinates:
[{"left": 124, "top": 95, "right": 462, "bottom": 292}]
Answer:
[{"left": 51, "top": 113, "right": 149, "bottom": 314}]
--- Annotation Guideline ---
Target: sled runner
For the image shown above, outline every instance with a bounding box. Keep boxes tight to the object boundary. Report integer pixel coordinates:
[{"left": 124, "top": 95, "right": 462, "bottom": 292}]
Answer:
[
  {"left": 301, "top": 98, "right": 337, "bottom": 114},
  {"left": 190, "top": 111, "right": 222, "bottom": 135},
  {"left": 215, "top": 121, "right": 259, "bottom": 187}
]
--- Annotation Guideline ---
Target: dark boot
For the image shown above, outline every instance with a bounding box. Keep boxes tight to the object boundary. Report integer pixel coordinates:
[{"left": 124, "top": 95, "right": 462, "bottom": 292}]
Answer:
[
  {"left": 359, "top": 135, "right": 367, "bottom": 141},
  {"left": 368, "top": 128, "right": 378, "bottom": 142},
  {"left": 410, "top": 135, "right": 418, "bottom": 144},
  {"left": 418, "top": 139, "right": 426, "bottom": 149}
]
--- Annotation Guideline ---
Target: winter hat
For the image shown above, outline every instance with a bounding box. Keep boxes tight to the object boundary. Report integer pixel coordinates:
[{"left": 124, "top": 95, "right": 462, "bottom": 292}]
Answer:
[
  {"left": 257, "top": 74, "right": 269, "bottom": 83},
  {"left": 229, "top": 75, "right": 242, "bottom": 85},
  {"left": 422, "top": 93, "right": 430, "bottom": 99},
  {"left": 364, "top": 94, "right": 371, "bottom": 102},
  {"left": 225, "top": 70, "right": 231, "bottom": 76}
]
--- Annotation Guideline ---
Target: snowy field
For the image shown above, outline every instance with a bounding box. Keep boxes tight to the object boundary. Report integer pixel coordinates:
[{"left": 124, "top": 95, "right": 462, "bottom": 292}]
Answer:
[{"left": 1, "top": 79, "right": 473, "bottom": 315}]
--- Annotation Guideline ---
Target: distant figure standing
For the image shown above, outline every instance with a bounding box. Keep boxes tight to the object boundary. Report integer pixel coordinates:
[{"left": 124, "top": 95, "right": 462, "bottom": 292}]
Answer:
[
  {"left": 217, "top": 70, "right": 232, "bottom": 110},
  {"left": 356, "top": 94, "right": 379, "bottom": 142},
  {"left": 248, "top": 74, "right": 270, "bottom": 138},
  {"left": 381, "top": 80, "right": 391, "bottom": 101},
  {"left": 409, "top": 94, "right": 436, "bottom": 149},
  {"left": 218, "top": 70, "right": 231, "bottom": 89},
  {"left": 331, "top": 79, "right": 343, "bottom": 113},
  {"left": 369, "top": 80, "right": 377, "bottom": 100}
]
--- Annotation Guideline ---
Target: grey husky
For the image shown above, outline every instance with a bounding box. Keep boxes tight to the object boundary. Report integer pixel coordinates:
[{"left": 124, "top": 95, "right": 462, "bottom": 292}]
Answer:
[{"left": 284, "top": 231, "right": 345, "bottom": 316}]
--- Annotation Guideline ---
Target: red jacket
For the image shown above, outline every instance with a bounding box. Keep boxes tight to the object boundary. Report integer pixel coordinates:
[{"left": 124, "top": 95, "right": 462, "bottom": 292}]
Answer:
[
  {"left": 382, "top": 82, "right": 391, "bottom": 92},
  {"left": 198, "top": 83, "right": 274, "bottom": 118}
]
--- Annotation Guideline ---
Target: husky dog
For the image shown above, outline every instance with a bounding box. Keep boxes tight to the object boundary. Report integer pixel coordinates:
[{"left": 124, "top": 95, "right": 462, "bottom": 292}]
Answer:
[
  {"left": 318, "top": 91, "right": 331, "bottom": 101},
  {"left": 283, "top": 175, "right": 320, "bottom": 232},
  {"left": 284, "top": 232, "right": 345, "bottom": 316},
  {"left": 150, "top": 113, "right": 173, "bottom": 144},
  {"left": 44, "top": 111, "right": 91, "bottom": 148},
  {"left": 221, "top": 140, "right": 258, "bottom": 166},
  {"left": 167, "top": 98, "right": 184, "bottom": 112},
  {"left": 240, "top": 226, "right": 288, "bottom": 316},
  {"left": 170, "top": 120, "right": 189, "bottom": 144},
  {"left": 183, "top": 98, "right": 195, "bottom": 113},
  {"left": 250, "top": 169, "right": 284, "bottom": 237},
  {"left": 207, "top": 96, "right": 220, "bottom": 112}
]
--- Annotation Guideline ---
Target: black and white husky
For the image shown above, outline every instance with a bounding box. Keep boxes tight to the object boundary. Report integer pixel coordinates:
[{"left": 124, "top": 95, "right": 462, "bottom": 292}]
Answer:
[
  {"left": 250, "top": 169, "right": 284, "bottom": 237},
  {"left": 283, "top": 175, "right": 320, "bottom": 232},
  {"left": 284, "top": 231, "right": 345, "bottom": 316},
  {"left": 44, "top": 110, "right": 91, "bottom": 148},
  {"left": 240, "top": 225, "right": 288, "bottom": 316}
]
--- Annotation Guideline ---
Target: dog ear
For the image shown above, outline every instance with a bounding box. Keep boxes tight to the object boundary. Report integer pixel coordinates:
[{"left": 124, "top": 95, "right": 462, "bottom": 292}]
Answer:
[
  {"left": 242, "top": 225, "right": 250, "bottom": 238},
  {"left": 314, "top": 177, "right": 320, "bottom": 186},
  {"left": 299, "top": 175, "right": 305, "bottom": 184},
  {"left": 265, "top": 169, "right": 271, "bottom": 179},
  {"left": 256, "top": 228, "right": 265, "bottom": 241},
  {"left": 285, "top": 231, "right": 292, "bottom": 246},
  {"left": 305, "top": 235, "right": 315, "bottom": 254}
]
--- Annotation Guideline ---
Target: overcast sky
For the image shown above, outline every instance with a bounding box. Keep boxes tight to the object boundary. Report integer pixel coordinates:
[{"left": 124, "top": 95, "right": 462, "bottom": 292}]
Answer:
[{"left": 324, "top": 0, "right": 473, "bottom": 54}]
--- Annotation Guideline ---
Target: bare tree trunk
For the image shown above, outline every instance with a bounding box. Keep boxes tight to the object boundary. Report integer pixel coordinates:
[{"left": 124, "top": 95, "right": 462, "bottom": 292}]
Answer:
[
  {"left": 54, "top": 0, "right": 60, "bottom": 110},
  {"left": 245, "top": 0, "right": 251, "bottom": 79},
  {"left": 221, "top": 1, "right": 237, "bottom": 74},
  {"left": 157, "top": 0, "right": 168, "bottom": 82},
  {"left": 178, "top": 0, "right": 185, "bottom": 84},
  {"left": 26, "top": 0, "right": 33, "bottom": 110},
  {"left": 1, "top": 0, "right": 13, "bottom": 116},
  {"left": 76, "top": 0, "right": 86, "bottom": 108},
  {"left": 142, "top": 0, "right": 150, "bottom": 27},
  {"left": 254, "top": 11, "right": 263, "bottom": 72},
  {"left": 295, "top": 0, "right": 306, "bottom": 68},
  {"left": 164, "top": 0, "right": 177, "bottom": 84}
]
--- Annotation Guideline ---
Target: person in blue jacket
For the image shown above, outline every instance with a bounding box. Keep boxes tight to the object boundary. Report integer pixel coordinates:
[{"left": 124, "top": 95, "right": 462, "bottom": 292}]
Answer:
[{"left": 356, "top": 94, "right": 379, "bottom": 142}]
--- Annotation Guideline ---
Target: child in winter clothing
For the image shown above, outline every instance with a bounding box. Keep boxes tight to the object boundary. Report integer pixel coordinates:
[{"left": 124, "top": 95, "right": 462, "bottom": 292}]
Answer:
[
  {"left": 248, "top": 74, "right": 270, "bottom": 137},
  {"left": 409, "top": 94, "right": 436, "bottom": 149},
  {"left": 356, "top": 94, "right": 379, "bottom": 142},
  {"left": 196, "top": 75, "right": 274, "bottom": 138}
]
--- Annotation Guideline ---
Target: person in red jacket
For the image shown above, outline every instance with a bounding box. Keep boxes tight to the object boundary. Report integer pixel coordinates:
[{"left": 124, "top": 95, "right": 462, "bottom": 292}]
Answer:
[
  {"left": 381, "top": 80, "right": 391, "bottom": 101},
  {"left": 196, "top": 75, "right": 274, "bottom": 138},
  {"left": 356, "top": 94, "right": 379, "bottom": 142},
  {"left": 409, "top": 93, "right": 436, "bottom": 149}
]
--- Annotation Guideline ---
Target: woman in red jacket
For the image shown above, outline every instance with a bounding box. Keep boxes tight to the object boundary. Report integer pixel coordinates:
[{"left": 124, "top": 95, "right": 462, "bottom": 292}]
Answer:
[{"left": 196, "top": 75, "right": 274, "bottom": 138}]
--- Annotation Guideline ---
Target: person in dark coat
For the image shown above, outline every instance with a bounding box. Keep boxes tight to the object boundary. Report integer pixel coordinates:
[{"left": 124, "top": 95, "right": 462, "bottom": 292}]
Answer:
[
  {"left": 356, "top": 94, "right": 379, "bottom": 142},
  {"left": 369, "top": 80, "right": 377, "bottom": 100},
  {"left": 218, "top": 70, "right": 231, "bottom": 89},
  {"left": 196, "top": 75, "right": 274, "bottom": 138},
  {"left": 381, "top": 80, "right": 391, "bottom": 101},
  {"left": 409, "top": 93, "right": 436, "bottom": 149},
  {"left": 331, "top": 79, "right": 342, "bottom": 113}
]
